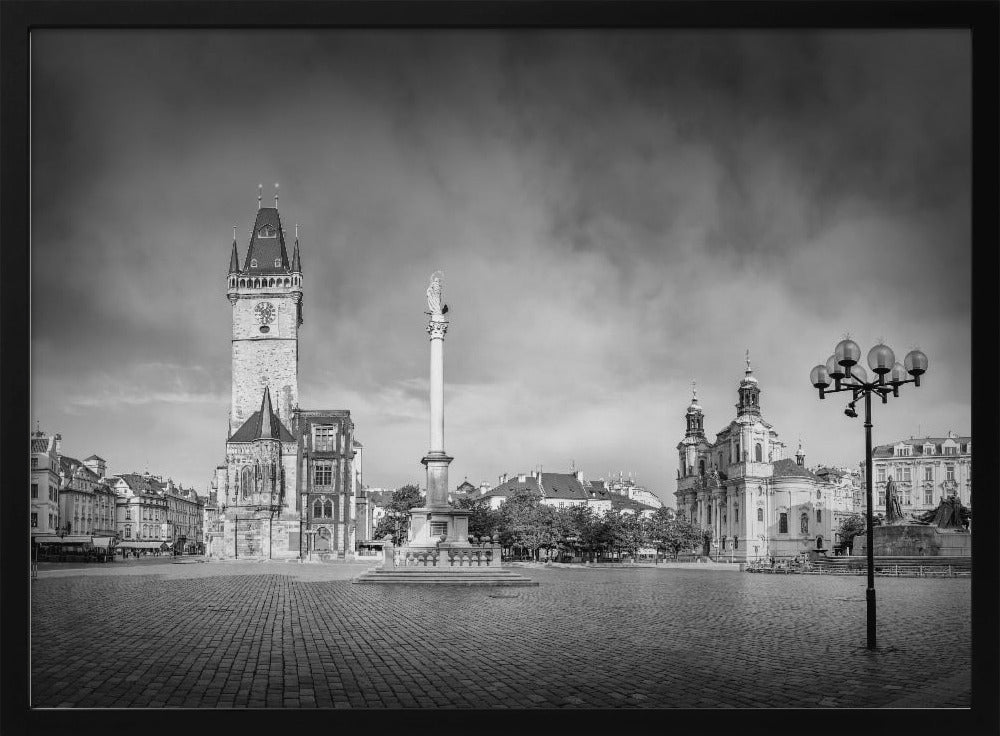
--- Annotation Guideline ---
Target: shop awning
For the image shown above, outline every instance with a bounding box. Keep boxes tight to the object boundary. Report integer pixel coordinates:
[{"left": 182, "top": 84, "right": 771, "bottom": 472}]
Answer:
[
  {"left": 118, "top": 541, "right": 169, "bottom": 549},
  {"left": 36, "top": 535, "right": 95, "bottom": 545}
]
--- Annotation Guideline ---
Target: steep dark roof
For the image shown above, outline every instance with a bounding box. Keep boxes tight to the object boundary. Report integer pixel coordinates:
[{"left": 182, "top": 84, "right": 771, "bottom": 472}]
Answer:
[
  {"left": 455, "top": 480, "right": 477, "bottom": 493},
  {"left": 482, "top": 476, "right": 542, "bottom": 500},
  {"left": 771, "top": 458, "right": 818, "bottom": 480},
  {"left": 242, "top": 207, "right": 291, "bottom": 275},
  {"left": 31, "top": 438, "right": 50, "bottom": 453},
  {"left": 539, "top": 473, "right": 588, "bottom": 500},
  {"left": 291, "top": 237, "right": 301, "bottom": 272},
  {"left": 611, "top": 495, "right": 657, "bottom": 513},
  {"left": 587, "top": 480, "right": 607, "bottom": 494},
  {"left": 114, "top": 473, "right": 167, "bottom": 495},
  {"left": 229, "top": 386, "right": 296, "bottom": 443}
]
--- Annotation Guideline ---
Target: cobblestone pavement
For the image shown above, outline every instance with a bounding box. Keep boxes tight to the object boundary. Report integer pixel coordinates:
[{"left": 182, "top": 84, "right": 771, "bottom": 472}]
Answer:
[{"left": 30, "top": 558, "right": 971, "bottom": 708}]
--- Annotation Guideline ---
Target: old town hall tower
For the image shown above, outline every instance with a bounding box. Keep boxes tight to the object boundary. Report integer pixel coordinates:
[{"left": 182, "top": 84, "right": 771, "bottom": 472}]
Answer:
[
  {"left": 227, "top": 199, "right": 302, "bottom": 427},
  {"left": 208, "top": 191, "right": 361, "bottom": 561}
]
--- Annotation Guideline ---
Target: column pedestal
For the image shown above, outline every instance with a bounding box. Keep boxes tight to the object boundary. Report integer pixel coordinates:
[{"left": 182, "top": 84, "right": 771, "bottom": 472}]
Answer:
[{"left": 407, "top": 452, "right": 472, "bottom": 551}]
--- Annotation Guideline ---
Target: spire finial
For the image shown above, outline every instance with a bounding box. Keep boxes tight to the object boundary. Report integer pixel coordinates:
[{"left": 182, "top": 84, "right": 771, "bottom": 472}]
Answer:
[
  {"left": 295, "top": 223, "right": 299, "bottom": 239},
  {"left": 274, "top": 182, "right": 279, "bottom": 208},
  {"left": 691, "top": 380, "right": 698, "bottom": 402},
  {"left": 233, "top": 225, "right": 237, "bottom": 242},
  {"left": 257, "top": 184, "right": 262, "bottom": 210},
  {"left": 746, "top": 348, "right": 751, "bottom": 372}
]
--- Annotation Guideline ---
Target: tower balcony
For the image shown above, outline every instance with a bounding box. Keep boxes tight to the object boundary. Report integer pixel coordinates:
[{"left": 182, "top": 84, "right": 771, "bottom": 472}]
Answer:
[{"left": 228, "top": 274, "right": 302, "bottom": 293}]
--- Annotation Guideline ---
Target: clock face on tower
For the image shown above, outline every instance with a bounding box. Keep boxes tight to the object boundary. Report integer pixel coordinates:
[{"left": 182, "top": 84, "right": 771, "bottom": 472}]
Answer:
[{"left": 254, "top": 302, "right": 276, "bottom": 325}]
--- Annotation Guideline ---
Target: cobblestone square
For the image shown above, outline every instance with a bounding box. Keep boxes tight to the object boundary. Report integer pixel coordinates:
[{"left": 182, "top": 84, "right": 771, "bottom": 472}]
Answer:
[{"left": 30, "top": 559, "right": 971, "bottom": 708}]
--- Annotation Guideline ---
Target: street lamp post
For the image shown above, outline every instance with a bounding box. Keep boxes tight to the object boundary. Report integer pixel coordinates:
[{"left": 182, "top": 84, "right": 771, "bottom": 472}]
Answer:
[{"left": 810, "top": 338, "right": 927, "bottom": 651}]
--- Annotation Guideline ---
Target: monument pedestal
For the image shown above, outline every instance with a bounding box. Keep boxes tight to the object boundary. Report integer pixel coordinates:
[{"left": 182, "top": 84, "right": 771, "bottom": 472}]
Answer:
[{"left": 854, "top": 524, "right": 971, "bottom": 556}]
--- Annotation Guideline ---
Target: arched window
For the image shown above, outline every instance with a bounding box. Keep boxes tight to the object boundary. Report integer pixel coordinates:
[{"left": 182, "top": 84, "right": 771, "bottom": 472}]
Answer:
[
  {"left": 250, "top": 259, "right": 258, "bottom": 268},
  {"left": 241, "top": 467, "right": 251, "bottom": 498},
  {"left": 816, "top": 509, "right": 822, "bottom": 524},
  {"left": 757, "top": 507, "right": 763, "bottom": 522},
  {"left": 699, "top": 459, "right": 705, "bottom": 476},
  {"left": 754, "top": 443, "right": 762, "bottom": 462},
  {"left": 274, "top": 258, "right": 281, "bottom": 268},
  {"left": 323, "top": 499, "right": 334, "bottom": 518},
  {"left": 816, "top": 536, "right": 824, "bottom": 549},
  {"left": 734, "top": 505, "right": 739, "bottom": 523},
  {"left": 707, "top": 505, "right": 712, "bottom": 524},
  {"left": 313, "top": 499, "right": 323, "bottom": 518},
  {"left": 779, "top": 512, "right": 788, "bottom": 533},
  {"left": 734, "top": 536, "right": 739, "bottom": 549},
  {"left": 800, "top": 513, "right": 809, "bottom": 534},
  {"left": 718, "top": 453, "right": 723, "bottom": 468}
]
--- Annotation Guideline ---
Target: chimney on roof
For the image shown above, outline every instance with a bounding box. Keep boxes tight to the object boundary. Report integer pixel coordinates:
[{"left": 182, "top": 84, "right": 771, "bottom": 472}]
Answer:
[
  {"left": 518, "top": 474, "right": 526, "bottom": 483},
  {"left": 575, "top": 470, "right": 584, "bottom": 482},
  {"left": 500, "top": 473, "right": 508, "bottom": 484},
  {"left": 54, "top": 434, "right": 62, "bottom": 456}
]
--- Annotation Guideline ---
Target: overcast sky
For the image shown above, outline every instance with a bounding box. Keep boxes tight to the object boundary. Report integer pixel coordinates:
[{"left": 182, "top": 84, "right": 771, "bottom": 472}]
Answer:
[{"left": 30, "top": 30, "right": 971, "bottom": 503}]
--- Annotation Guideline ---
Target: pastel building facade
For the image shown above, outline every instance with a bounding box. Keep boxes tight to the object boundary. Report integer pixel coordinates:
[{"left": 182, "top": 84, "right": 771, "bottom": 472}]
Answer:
[{"left": 30, "top": 430, "right": 62, "bottom": 537}]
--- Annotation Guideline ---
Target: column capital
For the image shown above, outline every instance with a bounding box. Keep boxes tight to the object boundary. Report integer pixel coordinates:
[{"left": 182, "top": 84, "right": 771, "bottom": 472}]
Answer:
[{"left": 427, "top": 317, "right": 449, "bottom": 339}]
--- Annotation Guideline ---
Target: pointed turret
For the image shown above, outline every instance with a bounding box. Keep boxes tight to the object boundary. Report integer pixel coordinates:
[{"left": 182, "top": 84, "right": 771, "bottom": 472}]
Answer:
[
  {"left": 259, "top": 386, "right": 275, "bottom": 439},
  {"left": 229, "top": 230, "right": 240, "bottom": 274},
  {"left": 291, "top": 226, "right": 302, "bottom": 272}
]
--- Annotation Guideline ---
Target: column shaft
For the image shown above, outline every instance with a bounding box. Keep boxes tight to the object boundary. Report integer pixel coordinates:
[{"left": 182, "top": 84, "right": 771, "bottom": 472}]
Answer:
[{"left": 429, "top": 335, "right": 444, "bottom": 453}]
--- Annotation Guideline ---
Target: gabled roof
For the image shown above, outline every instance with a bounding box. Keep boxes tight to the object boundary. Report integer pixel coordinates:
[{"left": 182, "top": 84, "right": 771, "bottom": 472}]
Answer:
[
  {"left": 610, "top": 495, "right": 657, "bottom": 513},
  {"left": 455, "top": 480, "right": 477, "bottom": 493},
  {"left": 540, "top": 472, "right": 588, "bottom": 500},
  {"left": 771, "top": 458, "right": 818, "bottom": 480},
  {"left": 113, "top": 473, "right": 167, "bottom": 495},
  {"left": 229, "top": 386, "right": 296, "bottom": 443},
  {"left": 482, "top": 476, "right": 542, "bottom": 500},
  {"left": 242, "top": 207, "right": 291, "bottom": 275},
  {"left": 83, "top": 454, "right": 105, "bottom": 462}
]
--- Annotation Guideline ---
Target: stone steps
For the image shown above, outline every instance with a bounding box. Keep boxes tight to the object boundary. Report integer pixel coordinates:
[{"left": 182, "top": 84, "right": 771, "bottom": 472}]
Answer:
[{"left": 353, "top": 568, "right": 539, "bottom": 586}]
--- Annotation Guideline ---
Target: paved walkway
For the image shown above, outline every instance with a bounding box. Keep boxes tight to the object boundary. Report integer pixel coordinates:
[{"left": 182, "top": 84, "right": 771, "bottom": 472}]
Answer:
[{"left": 30, "top": 558, "right": 970, "bottom": 708}]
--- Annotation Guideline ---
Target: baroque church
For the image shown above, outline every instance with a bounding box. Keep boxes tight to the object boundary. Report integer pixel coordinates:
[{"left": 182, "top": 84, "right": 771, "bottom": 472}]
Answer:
[
  {"left": 675, "top": 354, "right": 836, "bottom": 561},
  {"left": 206, "top": 193, "right": 364, "bottom": 560}
]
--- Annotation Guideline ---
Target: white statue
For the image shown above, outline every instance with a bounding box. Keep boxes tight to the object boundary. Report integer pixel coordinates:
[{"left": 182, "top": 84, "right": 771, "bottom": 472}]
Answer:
[{"left": 426, "top": 271, "right": 447, "bottom": 317}]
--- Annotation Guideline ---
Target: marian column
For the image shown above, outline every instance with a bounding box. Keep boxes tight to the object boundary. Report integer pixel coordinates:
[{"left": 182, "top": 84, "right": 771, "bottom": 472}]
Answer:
[{"left": 406, "top": 272, "right": 471, "bottom": 550}]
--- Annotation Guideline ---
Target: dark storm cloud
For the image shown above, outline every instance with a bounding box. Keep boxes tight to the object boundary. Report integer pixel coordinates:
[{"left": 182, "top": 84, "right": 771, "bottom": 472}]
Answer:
[{"left": 30, "top": 30, "right": 970, "bottom": 496}]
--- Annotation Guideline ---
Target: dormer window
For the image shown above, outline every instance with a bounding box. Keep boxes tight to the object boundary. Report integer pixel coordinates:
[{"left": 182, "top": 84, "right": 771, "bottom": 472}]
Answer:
[
  {"left": 274, "top": 258, "right": 282, "bottom": 267},
  {"left": 250, "top": 259, "right": 258, "bottom": 268},
  {"left": 258, "top": 225, "right": 277, "bottom": 238}
]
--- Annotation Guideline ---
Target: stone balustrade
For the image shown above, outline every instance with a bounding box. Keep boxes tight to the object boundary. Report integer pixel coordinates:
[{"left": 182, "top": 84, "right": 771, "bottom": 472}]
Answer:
[{"left": 381, "top": 544, "right": 502, "bottom": 570}]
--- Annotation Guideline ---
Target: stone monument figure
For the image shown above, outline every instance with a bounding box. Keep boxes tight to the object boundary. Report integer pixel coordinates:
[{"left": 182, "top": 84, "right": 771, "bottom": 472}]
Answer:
[
  {"left": 884, "top": 477, "right": 905, "bottom": 525},
  {"left": 426, "top": 270, "right": 444, "bottom": 316}
]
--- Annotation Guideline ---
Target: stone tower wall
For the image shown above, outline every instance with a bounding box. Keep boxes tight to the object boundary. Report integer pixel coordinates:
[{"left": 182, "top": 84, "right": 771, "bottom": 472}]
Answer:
[{"left": 231, "top": 292, "right": 299, "bottom": 425}]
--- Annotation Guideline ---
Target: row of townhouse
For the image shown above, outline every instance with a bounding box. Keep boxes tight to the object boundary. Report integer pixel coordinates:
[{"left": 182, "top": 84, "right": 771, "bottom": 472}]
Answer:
[
  {"left": 479, "top": 470, "right": 660, "bottom": 517},
  {"left": 29, "top": 428, "right": 205, "bottom": 553}
]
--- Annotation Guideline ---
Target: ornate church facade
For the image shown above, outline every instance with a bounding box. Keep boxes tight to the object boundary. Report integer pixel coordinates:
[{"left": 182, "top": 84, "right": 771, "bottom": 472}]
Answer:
[
  {"left": 206, "top": 196, "right": 361, "bottom": 560},
  {"left": 675, "top": 355, "right": 836, "bottom": 561}
]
